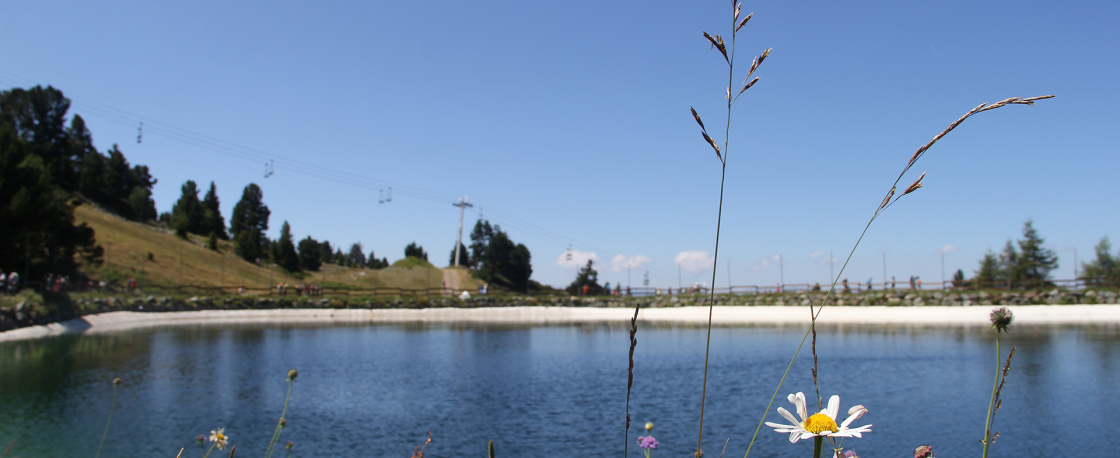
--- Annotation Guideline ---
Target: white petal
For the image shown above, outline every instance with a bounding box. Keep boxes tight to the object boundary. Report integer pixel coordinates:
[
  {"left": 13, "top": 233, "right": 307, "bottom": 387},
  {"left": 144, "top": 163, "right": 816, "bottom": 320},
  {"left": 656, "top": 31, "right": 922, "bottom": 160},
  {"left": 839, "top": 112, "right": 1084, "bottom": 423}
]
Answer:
[
  {"left": 800, "top": 432, "right": 818, "bottom": 441},
  {"left": 777, "top": 407, "right": 801, "bottom": 426},
  {"left": 841, "top": 405, "right": 868, "bottom": 428},
  {"left": 765, "top": 421, "right": 794, "bottom": 430},
  {"left": 789, "top": 432, "right": 801, "bottom": 443},
  {"left": 793, "top": 392, "right": 808, "bottom": 421},
  {"left": 826, "top": 395, "right": 840, "bottom": 420}
]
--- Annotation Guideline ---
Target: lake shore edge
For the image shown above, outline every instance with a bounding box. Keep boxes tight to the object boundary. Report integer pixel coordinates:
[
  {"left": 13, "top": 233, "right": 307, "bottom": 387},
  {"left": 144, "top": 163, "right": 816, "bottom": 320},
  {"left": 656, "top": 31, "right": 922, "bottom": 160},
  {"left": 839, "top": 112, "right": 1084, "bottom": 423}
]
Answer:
[{"left": 4, "top": 304, "right": 1119, "bottom": 342}]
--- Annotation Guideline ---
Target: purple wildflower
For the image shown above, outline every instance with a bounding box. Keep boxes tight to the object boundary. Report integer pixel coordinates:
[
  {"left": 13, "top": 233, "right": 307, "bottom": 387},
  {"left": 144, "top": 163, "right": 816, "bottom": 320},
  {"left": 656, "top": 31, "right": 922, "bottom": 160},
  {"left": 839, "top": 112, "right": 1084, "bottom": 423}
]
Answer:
[{"left": 637, "top": 435, "right": 659, "bottom": 450}]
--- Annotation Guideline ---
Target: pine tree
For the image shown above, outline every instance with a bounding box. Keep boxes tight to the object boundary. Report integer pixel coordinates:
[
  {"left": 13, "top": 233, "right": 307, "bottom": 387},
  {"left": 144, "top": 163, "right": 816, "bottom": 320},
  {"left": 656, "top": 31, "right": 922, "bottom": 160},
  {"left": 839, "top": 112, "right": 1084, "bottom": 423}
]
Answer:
[
  {"left": 951, "top": 269, "right": 966, "bottom": 287},
  {"left": 230, "top": 183, "right": 270, "bottom": 263},
  {"left": 1015, "top": 219, "right": 1057, "bottom": 286},
  {"left": 998, "top": 240, "right": 1020, "bottom": 287},
  {"left": 449, "top": 243, "right": 470, "bottom": 267},
  {"left": 0, "top": 122, "right": 102, "bottom": 277},
  {"left": 509, "top": 243, "right": 532, "bottom": 293},
  {"left": 468, "top": 219, "right": 494, "bottom": 269},
  {"left": 975, "top": 250, "right": 1001, "bottom": 287},
  {"left": 404, "top": 242, "right": 428, "bottom": 261},
  {"left": 318, "top": 241, "right": 334, "bottom": 265},
  {"left": 171, "top": 180, "right": 207, "bottom": 235},
  {"left": 202, "top": 181, "right": 229, "bottom": 240},
  {"left": 1080, "top": 237, "right": 1119, "bottom": 286},
  {"left": 276, "top": 221, "right": 300, "bottom": 272},
  {"left": 298, "top": 236, "right": 323, "bottom": 271},
  {"left": 566, "top": 260, "right": 603, "bottom": 295},
  {"left": 347, "top": 243, "right": 366, "bottom": 267}
]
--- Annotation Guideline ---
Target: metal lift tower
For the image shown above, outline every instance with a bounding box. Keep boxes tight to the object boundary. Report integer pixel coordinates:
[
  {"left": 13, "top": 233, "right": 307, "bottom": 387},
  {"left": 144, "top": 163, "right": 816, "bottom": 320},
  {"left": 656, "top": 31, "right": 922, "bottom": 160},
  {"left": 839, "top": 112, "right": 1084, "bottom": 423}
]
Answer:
[{"left": 452, "top": 197, "right": 473, "bottom": 267}]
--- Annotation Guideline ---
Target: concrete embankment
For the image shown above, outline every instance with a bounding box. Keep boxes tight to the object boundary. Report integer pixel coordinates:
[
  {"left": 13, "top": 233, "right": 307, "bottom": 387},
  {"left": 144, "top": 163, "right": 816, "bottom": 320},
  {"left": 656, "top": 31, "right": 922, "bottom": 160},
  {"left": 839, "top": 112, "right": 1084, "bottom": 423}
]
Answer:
[{"left": 3, "top": 304, "right": 1120, "bottom": 343}]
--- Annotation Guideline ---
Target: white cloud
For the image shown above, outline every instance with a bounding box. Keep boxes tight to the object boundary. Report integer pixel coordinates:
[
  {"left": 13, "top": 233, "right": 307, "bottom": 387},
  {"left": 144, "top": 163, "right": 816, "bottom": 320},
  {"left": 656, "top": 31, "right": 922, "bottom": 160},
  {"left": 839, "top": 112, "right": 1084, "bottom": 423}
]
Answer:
[
  {"left": 940, "top": 244, "right": 958, "bottom": 253},
  {"left": 556, "top": 249, "right": 598, "bottom": 269},
  {"left": 675, "top": 250, "right": 714, "bottom": 273},
  {"left": 611, "top": 254, "right": 651, "bottom": 272},
  {"left": 751, "top": 254, "right": 782, "bottom": 272},
  {"left": 810, "top": 251, "right": 824, "bottom": 259}
]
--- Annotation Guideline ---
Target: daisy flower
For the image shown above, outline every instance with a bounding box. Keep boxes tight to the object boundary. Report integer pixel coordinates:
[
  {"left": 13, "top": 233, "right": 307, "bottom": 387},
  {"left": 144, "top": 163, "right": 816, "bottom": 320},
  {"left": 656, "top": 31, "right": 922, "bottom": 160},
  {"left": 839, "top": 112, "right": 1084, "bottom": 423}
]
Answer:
[
  {"left": 765, "top": 392, "right": 871, "bottom": 443},
  {"left": 209, "top": 428, "right": 230, "bottom": 450}
]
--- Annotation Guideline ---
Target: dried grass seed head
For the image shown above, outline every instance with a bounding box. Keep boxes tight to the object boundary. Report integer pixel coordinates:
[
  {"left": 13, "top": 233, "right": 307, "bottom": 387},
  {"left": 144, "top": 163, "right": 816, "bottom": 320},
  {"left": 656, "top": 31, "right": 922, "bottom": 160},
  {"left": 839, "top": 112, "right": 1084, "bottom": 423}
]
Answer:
[
  {"left": 691, "top": 107, "right": 706, "bottom": 131},
  {"left": 736, "top": 12, "right": 753, "bottom": 33},
  {"left": 738, "top": 77, "right": 759, "bottom": 96},
  {"left": 903, "top": 172, "right": 926, "bottom": 195},
  {"left": 879, "top": 187, "right": 896, "bottom": 211}
]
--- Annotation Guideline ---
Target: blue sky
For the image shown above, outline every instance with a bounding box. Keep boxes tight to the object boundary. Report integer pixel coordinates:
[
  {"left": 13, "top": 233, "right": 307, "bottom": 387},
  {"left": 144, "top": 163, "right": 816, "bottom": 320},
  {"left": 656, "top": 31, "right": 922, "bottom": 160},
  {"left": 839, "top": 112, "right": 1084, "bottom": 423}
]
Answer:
[{"left": 3, "top": 0, "right": 1117, "bottom": 289}]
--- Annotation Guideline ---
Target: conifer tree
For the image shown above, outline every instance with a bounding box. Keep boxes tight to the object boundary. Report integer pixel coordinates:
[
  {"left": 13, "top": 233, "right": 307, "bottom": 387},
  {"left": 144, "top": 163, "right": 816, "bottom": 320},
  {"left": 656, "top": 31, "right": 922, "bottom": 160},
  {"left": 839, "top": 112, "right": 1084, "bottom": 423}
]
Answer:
[
  {"left": 449, "top": 244, "right": 470, "bottom": 267},
  {"left": 276, "top": 221, "right": 300, "bottom": 272},
  {"left": 230, "top": 183, "right": 270, "bottom": 263},
  {"left": 404, "top": 242, "right": 428, "bottom": 261},
  {"left": 1080, "top": 237, "right": 1119, "bottom": 286},
  {"left": 1015, "top": 219, "right": 1057, "bottom": 284},
  {"left": 566, "top": 260, "right": 602, "bottom": 295},
  {"left": 975, "top": 250, "right": 1001, "bottom": 287},
  {"left": 298, "top": 236, "right": 322, "bottom": 271},
  {"left": 171, "top": 180, "right": 207, "bottom": 235},
  {"left": 318, "top": 241, "right": 334, "bottom": 265},
  {"left": 347, "top": 243, "right": 366, "bottom": 267},
  {"left": 202, "top": 181, "right": 228, "bottom": 240}
]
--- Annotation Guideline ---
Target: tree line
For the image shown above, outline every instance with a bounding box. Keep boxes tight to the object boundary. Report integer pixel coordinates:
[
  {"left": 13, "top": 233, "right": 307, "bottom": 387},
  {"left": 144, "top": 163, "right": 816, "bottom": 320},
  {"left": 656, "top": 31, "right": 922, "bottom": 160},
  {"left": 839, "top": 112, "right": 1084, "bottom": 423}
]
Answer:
[
  {"left": 2, "top": 85, "right": 159, "bottom": 279},
  {"left": 2, "top": 85, "right": 546, "bottom": 290},
  {"left": 954, "top": 219, "right": 1120, "bottom": 289}
]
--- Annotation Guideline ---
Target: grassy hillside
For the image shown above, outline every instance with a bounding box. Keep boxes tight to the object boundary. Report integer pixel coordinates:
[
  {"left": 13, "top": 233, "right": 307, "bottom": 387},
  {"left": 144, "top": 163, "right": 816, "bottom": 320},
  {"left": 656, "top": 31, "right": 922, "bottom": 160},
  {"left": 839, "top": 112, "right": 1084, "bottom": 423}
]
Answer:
[{"left": 73, "top": 204, "right": 483, "bottom": 294}]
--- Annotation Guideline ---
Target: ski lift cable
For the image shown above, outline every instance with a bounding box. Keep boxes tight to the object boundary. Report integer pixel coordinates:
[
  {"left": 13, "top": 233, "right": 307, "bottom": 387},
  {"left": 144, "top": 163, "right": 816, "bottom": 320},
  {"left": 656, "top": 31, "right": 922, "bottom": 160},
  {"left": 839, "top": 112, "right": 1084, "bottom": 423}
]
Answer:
[
  {"left": 70, "top": 104, "right": 454, "bottom": 204},
  {"left": 1, "top": 71, "right": 677, "bottom": 279},
  {"left": 77, "top": 103, "right": 455, "bottom": 202},
  {"left": 9, "top": 81, "right": 455, "bottom": 202},
  {"left": 105, "top": 98, "right": 663, "bottom": 273}
]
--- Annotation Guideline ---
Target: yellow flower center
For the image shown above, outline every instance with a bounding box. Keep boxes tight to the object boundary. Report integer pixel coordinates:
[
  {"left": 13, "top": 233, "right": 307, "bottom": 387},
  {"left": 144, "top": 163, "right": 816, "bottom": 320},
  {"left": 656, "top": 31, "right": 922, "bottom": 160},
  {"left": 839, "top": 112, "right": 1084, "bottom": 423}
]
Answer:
[
  {"left": 216, "top": 434, "right": 225, "bottom": 441},
  {"left": 803, "top": 413, "right": 838, "bottom": 434}
]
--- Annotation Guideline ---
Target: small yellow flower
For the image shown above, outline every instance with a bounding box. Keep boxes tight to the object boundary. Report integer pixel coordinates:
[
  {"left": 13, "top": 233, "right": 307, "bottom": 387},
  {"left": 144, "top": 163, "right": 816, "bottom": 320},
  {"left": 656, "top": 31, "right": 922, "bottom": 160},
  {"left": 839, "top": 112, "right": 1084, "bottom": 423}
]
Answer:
[{"left": 209, "top": 428, "right": 229, "bottom": 450}]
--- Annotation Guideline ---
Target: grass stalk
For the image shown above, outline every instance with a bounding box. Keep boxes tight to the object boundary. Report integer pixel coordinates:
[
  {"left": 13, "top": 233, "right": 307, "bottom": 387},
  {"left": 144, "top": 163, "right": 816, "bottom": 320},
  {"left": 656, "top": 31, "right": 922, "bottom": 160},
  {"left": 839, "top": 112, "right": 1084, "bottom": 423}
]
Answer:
[
  {"left": 981, "top": 333, "right": 1000, "bottom": 458},
  {"left": 693, "top": 3, "right": 770, "bottom": 456},
  {"left": 739, "top": 95, "right": 1051, "bottom": 458},
  {"left": 201, "top": 442, "right": 218, "bottom": 458},
  {"left": 265, "top": 371, "right": 297, "bottom": 458},
  {"left": 625, "top": 303, "right": 639, "bottom": 457},
  {"left": 94, "top": 377, "right": 121, "bottom": 458}
]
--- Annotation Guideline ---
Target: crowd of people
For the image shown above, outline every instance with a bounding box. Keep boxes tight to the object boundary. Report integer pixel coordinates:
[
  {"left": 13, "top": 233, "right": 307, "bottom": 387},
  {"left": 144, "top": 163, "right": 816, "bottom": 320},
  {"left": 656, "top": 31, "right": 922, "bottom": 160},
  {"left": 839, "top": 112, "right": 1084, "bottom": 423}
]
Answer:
[{"left": 274, "top": 282, "right": 323, "bottom": 297}]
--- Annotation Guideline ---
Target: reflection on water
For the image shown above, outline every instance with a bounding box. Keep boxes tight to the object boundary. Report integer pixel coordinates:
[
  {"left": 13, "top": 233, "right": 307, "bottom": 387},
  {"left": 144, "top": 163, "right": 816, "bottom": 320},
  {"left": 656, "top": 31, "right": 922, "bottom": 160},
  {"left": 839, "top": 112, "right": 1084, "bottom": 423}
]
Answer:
[{"left": 1, "top": 322, "right": 1117, "bottom": 458}]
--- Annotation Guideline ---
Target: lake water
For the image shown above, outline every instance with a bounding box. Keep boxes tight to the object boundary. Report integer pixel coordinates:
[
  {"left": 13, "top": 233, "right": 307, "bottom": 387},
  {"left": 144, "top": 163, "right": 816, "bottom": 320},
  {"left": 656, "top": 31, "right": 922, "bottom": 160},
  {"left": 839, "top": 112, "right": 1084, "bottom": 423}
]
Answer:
[{"left": 1, "top": 321, "right": 1117, "bottom": 458}]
